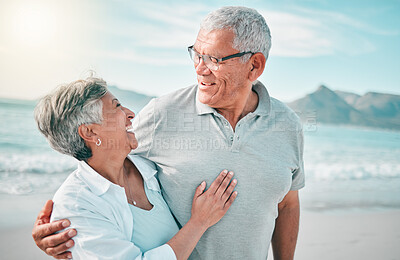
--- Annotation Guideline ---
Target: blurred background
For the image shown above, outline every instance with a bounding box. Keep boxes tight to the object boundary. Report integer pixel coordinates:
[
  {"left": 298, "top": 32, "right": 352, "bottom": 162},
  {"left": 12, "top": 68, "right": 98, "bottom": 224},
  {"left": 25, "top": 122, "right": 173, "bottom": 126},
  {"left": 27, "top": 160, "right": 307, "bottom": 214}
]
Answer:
[{"left": 0, "top": 0, "right": 399, "bottom": 259}]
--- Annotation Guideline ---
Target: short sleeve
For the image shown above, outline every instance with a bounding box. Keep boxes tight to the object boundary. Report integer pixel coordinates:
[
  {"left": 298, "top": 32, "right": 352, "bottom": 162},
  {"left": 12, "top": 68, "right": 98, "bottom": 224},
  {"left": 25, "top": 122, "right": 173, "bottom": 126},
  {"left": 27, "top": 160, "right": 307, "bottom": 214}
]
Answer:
[{"left": 290, "top": 128, "right": 305, "bottom": 190}]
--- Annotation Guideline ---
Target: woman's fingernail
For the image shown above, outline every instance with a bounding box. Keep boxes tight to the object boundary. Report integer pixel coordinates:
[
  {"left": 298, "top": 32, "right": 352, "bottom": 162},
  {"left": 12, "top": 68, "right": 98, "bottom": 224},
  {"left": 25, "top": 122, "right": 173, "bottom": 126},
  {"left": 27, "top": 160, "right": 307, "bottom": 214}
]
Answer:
[
  {"left": 229, "top": 171, "right": 233, "bottom": 175},
  {"left": 66, "top": 240, "right": 73, "bottom": 248},
  {"left": 233, "top": 179, "right": 237, "bottom": 183},
  {"left": 223, "top": 170, "right": 228, "bottom": 174},
  {"left": 68, "top": 229, "right": 76, "bottom": 237},
  {"left": 62, "top": 220, "right": 69, "bottom": 227}
]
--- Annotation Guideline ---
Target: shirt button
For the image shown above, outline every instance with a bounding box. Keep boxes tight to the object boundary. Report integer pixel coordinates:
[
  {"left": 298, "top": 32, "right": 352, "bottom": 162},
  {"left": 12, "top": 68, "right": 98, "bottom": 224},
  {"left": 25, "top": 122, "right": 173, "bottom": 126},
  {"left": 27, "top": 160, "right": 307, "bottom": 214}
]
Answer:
[
  {"left": 230, "top": 136, "right": 234, "bottom": 141},
  {"left": 237, "top": 136, "right": 240, "bottom": 140}
]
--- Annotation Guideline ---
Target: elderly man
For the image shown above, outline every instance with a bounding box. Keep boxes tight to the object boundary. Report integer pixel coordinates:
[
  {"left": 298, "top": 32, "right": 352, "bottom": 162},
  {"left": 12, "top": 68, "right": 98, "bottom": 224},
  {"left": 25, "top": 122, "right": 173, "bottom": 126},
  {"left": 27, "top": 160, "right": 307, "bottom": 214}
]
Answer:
[{"left": 32, "top": 6, "right": 304, "bottom": 260}]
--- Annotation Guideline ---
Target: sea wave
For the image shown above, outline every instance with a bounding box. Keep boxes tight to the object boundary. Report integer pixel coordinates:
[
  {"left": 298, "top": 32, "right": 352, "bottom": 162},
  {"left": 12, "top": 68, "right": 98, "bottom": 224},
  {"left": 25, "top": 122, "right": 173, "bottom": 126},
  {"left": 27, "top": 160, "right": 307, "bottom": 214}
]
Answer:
[
  {"left": 0, "top": 152, "right": 76, "bottom": 174},
  {"left": 0, "top": 171, "right": 70, "bottom": 195},
  {"left": 0, "top": 152, "right": 76, "bottom": 195},
  {"left": 1, "top": 149, "right": 399, "bottom": 195},
  {"left": 305, "top": 161, "right": 400, "bottom": 181}
]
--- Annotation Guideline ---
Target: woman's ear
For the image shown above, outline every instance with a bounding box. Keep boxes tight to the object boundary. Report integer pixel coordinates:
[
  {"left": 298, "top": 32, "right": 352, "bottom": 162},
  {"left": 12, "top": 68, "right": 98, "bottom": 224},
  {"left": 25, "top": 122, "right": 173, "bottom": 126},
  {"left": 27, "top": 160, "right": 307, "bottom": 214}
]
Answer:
[
  {"left": 78, "top": 124, "right": 98, "bottom": 144},
  {"left": 248, "top": 53, "right": 266, "bottom": 82}
]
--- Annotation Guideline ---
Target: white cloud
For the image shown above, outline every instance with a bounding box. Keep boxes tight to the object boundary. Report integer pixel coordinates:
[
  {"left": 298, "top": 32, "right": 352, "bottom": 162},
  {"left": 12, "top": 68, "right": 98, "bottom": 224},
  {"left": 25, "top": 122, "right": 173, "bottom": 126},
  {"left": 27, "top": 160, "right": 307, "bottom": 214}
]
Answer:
[
  {"left": 259, "top": 8, "right": 379, "bottom": 57},
  {"left": 130, "top": 2, "right": 206, "bottom": 30},
  {"left": 95, "top": 48, "right": 188, "bottom": 66},
  {"left": 92, "top": 2, "right": 381, "bottom": 60},
  {"left": 261, "top": 10, "right": 334, "bottom": 57},
  {"left": 292, "top": 6, "right": 400, "bottom": 36},
  {"left": 94, "top": 2, "right": 206, "bottom": 49}
]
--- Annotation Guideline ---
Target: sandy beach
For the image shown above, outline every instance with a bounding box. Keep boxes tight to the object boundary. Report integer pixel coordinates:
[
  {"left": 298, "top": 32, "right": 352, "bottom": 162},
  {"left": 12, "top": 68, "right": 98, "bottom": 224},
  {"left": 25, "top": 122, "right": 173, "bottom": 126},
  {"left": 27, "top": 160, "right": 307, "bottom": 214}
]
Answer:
[
  {"left": 295, "top": 210, "right": 400, "bottom": 260},
  {"left": 1, "top": 208, "right": 399, "bottom": 259}
]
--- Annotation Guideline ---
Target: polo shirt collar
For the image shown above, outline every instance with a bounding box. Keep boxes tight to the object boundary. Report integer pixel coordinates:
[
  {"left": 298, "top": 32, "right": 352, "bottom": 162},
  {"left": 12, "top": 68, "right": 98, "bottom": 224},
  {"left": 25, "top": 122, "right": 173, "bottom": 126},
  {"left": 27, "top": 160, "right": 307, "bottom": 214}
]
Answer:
[
  {"left": 195, "top": 87, "right": 215, "bottom": 115},
  {"left": 252, "top": 80, "right": 271, "bottom": 116},
  {"left": 195, "top": 80, "right": 271, "bottom": 116}
]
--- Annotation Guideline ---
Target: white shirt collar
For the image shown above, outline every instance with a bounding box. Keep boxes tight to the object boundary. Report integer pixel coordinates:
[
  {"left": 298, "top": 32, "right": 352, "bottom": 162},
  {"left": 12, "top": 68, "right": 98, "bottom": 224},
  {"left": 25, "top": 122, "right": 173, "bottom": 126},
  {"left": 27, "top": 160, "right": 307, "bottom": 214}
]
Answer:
[{"left": 76, "top": 155, "right": 159, "bottom": 196}]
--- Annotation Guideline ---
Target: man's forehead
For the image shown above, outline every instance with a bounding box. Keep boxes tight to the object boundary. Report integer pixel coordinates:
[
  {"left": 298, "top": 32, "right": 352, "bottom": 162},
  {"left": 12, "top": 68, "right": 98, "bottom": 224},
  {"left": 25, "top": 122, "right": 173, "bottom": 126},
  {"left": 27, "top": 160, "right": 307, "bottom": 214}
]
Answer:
[{"left": 194, "top": 29, "right": 235, "bottom": 54}]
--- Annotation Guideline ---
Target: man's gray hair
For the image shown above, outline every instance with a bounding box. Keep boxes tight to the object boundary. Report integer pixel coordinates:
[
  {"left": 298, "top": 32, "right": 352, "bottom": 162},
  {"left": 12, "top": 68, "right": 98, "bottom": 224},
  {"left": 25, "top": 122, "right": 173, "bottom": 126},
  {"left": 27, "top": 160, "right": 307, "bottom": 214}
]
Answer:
[
  {"left": 34, "top": 77, "right": 108, "bottom": 161},
  {"left": 200, "top": 6, "right": 271, "bottom": 62}
]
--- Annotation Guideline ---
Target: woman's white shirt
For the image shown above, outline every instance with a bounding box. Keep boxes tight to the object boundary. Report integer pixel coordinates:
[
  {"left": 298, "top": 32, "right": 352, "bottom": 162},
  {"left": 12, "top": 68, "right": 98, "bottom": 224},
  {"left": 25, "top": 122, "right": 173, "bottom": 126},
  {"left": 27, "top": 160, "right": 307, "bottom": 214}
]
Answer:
[{"left": 50, "top": 155, "right": 178, "bottom": 260}]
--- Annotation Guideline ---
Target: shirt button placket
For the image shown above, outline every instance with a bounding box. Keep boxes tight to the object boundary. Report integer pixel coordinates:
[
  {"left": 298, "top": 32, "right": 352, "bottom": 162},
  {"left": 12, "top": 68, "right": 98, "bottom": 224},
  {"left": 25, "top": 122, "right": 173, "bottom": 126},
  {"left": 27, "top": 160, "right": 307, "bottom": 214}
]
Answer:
[{"left": 231, "top": 135, "right": 239, "bottom": 153}]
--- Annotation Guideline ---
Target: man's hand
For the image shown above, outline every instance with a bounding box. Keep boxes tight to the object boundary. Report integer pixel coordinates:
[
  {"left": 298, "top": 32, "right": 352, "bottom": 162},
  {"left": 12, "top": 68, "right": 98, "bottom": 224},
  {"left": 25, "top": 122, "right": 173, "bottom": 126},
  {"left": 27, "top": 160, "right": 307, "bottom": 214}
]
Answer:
[{"left": 32, "top": 200, "right": 77, "bottom": 259}]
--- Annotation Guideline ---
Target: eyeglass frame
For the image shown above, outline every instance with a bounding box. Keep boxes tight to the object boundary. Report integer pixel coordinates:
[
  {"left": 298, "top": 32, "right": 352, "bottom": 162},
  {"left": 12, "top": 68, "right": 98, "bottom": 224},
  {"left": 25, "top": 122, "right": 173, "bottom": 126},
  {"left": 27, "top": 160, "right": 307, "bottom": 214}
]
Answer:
[{"left": 187, "top": 45, "right": 254, "bottom": 71}]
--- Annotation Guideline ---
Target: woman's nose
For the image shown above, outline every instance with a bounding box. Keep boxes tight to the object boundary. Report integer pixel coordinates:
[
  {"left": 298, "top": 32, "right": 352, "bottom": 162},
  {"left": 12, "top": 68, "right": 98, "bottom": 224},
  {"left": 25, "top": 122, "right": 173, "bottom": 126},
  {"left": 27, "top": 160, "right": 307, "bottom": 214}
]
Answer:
[{"left": 122, "top": 106, "right": 135, "bottom": 119}]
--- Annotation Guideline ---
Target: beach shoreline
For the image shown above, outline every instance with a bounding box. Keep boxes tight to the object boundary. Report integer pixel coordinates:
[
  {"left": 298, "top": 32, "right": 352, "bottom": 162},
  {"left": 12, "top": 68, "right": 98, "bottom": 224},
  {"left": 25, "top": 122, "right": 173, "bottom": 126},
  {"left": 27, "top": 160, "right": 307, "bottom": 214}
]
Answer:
[{"left": 1, "top": 208, "right": 399, "bottom": 260}]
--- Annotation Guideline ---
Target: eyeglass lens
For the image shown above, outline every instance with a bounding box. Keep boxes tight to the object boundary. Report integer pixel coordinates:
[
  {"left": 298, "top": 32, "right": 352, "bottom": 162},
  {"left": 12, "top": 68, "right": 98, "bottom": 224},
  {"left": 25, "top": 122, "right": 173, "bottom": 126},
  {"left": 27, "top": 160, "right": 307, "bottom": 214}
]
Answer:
[{"left": 189, "top": 48, "right": 218, "bottom": 71}]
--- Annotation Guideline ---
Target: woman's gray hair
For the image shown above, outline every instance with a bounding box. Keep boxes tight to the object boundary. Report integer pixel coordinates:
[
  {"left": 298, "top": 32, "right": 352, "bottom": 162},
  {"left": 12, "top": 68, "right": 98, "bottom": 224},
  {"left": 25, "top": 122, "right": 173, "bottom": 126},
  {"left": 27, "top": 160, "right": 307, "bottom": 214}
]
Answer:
[
  {"left": 34, "top": 77, "right": 108, "bottom": 161},
  {"left": 200, "top": 6, "right": 271, "bottom": 62}
]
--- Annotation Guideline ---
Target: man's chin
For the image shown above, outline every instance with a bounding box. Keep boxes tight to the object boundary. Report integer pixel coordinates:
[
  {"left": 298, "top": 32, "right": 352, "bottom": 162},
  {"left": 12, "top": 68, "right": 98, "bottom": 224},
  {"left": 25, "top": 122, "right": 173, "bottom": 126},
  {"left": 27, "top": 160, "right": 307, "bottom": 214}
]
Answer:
[
  {"left": 197, "top": 94, "right": 212, "bottom": 105},
  {"left": 197, "top": 88, "right": 215, "bottom": 104}
]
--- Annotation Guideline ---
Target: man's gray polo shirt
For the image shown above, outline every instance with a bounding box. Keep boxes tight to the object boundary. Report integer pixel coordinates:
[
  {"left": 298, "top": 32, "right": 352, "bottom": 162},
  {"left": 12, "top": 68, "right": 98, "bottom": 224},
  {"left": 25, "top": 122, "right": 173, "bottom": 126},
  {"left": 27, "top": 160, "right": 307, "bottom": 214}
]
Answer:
[{"left": 132, "top": 81, "right": 305, "bottom": 259}]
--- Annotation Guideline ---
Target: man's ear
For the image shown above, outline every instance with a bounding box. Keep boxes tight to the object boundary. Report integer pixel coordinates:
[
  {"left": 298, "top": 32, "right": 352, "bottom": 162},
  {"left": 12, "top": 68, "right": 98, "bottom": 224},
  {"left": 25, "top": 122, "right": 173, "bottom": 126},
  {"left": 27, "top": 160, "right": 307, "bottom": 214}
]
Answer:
[
  {"left": 78, "top": 124, "right": 98, "bottom": 144},
  {"left": 248, "top": 53, "right": 266, "bottom": 82}
]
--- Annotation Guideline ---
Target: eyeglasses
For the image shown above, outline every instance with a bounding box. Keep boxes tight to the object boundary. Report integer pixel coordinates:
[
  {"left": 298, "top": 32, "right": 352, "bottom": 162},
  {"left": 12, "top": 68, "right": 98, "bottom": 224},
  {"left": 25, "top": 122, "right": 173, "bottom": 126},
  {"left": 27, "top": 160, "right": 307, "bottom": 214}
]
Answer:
[{"left": 188, "top": 45, "right": 253, "bottom": 71}]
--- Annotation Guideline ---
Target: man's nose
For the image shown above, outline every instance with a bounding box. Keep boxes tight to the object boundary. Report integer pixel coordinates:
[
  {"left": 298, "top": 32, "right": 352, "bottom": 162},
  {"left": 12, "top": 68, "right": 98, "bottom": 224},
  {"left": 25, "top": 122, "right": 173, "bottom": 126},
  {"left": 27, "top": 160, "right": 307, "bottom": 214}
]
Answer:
[{"left": 195, "top": 57, "right": 211, "bottom": 75}]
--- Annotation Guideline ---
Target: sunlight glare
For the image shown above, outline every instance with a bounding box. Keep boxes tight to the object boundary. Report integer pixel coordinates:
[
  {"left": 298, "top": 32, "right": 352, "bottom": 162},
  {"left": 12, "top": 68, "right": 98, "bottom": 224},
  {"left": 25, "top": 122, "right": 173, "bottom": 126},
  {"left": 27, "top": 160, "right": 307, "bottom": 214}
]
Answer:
[{"left": 11, "top": 3, "right": 57, "bottom": 48}]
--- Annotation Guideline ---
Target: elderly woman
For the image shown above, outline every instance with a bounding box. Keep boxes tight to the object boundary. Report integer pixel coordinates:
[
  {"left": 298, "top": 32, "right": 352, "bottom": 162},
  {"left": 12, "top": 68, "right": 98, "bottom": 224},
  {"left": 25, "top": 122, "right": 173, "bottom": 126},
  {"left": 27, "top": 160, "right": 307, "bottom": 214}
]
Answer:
[{"left": 33, "top": 77, "right": 237, "bottom": 260}]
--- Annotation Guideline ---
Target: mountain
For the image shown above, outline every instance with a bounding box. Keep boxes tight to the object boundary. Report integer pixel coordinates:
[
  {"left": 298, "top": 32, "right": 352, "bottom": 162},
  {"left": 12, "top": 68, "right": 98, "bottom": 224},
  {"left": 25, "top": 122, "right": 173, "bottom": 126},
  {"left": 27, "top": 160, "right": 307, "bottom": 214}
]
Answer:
[
  {"left": 0, "top": 86, "right": 155, "bottom": 113},
  {"left": 334, "top": 90, "right": 361, "bottom": 106},
  {"left": 287, "top": 85, "right": 400, "bottom": 130},
  {"left": 288, "top": 86, "right": 365, "bottom": 125},
  {"left": 107, "top": 86, "right": 155, "bottom": 112},
  {"left": 3, "top": 85, "right": 399, "bottom": 130},
  {"left": 353, "top": 92, "right": 400, "bottom": 119}
]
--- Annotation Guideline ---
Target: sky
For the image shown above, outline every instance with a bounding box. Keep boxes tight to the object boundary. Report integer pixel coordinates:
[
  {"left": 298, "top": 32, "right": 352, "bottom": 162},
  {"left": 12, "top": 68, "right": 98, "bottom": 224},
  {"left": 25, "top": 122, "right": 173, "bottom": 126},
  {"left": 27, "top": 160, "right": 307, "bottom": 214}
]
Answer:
[{"left": 0, "top": 0, "right": 399, "bottom": 102}]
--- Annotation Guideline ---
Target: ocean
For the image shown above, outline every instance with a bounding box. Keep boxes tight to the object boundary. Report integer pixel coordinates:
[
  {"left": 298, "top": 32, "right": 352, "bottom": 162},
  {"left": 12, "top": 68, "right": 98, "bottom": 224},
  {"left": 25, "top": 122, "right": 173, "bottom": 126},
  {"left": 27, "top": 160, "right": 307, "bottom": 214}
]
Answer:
[{"left": 1, "top": 98, "right": 400, "bottom": 228}]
